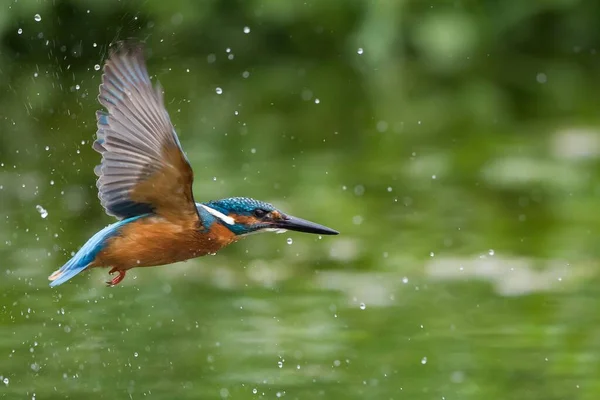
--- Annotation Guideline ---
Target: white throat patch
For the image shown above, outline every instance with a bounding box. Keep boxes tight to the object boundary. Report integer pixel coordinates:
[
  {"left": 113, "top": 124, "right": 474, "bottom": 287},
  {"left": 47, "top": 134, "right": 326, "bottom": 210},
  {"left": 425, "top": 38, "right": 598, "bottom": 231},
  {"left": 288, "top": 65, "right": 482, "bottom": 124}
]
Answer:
[{"left": 199, "top": 204, "right": 235, "bottom": 225}]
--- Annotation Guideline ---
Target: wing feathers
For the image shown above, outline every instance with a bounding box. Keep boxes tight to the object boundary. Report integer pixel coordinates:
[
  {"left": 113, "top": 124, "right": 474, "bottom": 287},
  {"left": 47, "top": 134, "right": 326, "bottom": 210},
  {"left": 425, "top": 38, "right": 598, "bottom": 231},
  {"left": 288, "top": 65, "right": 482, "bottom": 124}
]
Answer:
[{"left": 94, "top": 41, "right": 200, "bottom": 222}]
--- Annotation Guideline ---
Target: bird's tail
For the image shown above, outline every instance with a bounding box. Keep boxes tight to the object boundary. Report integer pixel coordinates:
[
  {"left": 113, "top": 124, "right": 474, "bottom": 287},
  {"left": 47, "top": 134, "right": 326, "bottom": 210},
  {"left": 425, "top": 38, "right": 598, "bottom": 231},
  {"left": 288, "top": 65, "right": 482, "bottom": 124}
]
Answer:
[
  {"left": 48, "top": 257, "right": 92, "bottom": 287},
  {"left": 48, "top": 217, "right": 143, "bottom": 287}
]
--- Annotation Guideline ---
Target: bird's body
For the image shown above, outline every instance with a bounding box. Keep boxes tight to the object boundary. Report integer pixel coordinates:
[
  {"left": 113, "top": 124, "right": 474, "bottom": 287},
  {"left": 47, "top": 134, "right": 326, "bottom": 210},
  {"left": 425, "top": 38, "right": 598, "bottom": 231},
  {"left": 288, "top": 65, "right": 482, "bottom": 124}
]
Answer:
[{"left": 49, "top": 41, "right": 338, "bottom": 287}]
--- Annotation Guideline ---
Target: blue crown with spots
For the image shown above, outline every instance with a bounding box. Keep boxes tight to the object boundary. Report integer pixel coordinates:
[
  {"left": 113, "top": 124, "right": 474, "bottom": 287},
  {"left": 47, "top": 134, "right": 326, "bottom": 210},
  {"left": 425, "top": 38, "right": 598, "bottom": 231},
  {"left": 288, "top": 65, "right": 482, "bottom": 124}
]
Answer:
[{"left": 205, "top": 197, "right": 276, "bottom": 216}]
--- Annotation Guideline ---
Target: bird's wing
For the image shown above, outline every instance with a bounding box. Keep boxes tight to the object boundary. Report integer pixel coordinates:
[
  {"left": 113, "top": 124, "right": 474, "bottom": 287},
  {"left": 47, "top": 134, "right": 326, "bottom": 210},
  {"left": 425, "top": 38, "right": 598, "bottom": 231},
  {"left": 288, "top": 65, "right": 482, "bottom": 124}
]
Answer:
[{"left": 94, "top": 41, "right": 200, "bottom": 223}]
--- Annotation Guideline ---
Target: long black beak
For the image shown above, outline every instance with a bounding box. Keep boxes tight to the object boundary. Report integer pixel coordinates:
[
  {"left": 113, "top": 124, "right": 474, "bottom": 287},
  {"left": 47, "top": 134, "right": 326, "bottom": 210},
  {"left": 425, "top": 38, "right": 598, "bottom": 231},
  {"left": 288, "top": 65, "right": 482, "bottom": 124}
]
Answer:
[{"left": 275, "top": 215, "right": 339, "bottom": 235}]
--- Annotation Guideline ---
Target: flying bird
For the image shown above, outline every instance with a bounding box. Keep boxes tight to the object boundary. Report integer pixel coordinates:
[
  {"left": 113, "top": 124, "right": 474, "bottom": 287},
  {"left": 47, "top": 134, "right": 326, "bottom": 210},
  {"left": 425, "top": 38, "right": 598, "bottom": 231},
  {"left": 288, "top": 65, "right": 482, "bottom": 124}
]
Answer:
[{"left": 48, "top": 41, "right": 338, "bottom": 287}]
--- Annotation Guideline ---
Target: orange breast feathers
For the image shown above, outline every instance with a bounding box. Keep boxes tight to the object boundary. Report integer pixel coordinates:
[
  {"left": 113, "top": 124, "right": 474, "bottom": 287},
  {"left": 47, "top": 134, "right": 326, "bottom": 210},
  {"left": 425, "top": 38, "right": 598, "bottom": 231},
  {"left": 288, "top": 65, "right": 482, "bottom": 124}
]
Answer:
[{"left": 95, "top": 216, "right": 237, "bottom": 270}]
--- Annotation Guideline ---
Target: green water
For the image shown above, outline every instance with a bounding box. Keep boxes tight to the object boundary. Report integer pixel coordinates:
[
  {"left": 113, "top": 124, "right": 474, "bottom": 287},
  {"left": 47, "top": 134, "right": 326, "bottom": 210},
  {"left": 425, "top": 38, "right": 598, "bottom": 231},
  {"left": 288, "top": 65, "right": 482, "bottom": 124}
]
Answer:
[{"left": 2, "top": 1, "right": 600, "bottom": 399}]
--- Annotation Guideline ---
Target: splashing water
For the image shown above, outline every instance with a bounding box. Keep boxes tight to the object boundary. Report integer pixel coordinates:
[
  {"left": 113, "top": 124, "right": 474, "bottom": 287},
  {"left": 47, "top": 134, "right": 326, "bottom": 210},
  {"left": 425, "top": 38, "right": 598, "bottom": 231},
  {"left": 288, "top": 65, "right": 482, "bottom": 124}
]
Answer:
[{"left": 35, "top": 205, "right": 48, "bottom": 219}]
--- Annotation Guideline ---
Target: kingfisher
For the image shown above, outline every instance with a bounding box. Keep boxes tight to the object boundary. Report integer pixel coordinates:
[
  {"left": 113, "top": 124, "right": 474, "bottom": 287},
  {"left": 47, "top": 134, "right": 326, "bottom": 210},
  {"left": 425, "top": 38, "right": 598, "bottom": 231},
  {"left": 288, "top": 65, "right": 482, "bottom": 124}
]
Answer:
[{"left": 48, "top": 41, "right": 338, "bottom": 287}]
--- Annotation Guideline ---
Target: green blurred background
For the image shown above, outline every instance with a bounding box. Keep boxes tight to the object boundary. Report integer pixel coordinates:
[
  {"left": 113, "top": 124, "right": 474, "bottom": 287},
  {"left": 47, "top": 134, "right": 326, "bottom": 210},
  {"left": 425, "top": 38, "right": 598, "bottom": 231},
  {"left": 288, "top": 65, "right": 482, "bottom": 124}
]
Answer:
[{"left": 2, "top": 0, "right": 600, "bottom": 398}]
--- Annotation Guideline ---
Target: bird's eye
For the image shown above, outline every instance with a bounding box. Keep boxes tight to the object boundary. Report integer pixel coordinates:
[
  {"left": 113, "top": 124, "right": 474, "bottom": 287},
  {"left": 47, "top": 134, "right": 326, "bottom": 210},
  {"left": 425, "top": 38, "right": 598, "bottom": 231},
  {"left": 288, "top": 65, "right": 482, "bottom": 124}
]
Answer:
[{"left": 253, "top": 209, "right": 267, "bottom": 218}]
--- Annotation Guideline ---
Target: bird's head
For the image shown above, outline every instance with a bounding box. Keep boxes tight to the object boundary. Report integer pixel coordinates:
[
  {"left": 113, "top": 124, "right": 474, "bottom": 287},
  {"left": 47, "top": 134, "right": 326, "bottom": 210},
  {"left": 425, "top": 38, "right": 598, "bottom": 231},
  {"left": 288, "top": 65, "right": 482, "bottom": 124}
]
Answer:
[{"left": 197, "top": 197, "right": 338, "bottom": 237}]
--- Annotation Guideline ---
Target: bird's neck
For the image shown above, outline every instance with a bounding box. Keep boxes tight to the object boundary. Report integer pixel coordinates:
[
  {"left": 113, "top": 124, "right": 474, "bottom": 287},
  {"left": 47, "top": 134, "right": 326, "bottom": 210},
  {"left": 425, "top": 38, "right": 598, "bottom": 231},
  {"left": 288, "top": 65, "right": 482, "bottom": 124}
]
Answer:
[{"left": 196, "top": 202, "right": 246, "bottom": 236}]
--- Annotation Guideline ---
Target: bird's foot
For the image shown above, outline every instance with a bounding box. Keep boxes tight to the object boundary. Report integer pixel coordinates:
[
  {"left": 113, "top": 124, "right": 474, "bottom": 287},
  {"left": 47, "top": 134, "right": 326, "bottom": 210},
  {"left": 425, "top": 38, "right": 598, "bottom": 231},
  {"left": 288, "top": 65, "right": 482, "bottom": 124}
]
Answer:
[{"left": 106, "top": 268, "right": 126, "bottom": 286}]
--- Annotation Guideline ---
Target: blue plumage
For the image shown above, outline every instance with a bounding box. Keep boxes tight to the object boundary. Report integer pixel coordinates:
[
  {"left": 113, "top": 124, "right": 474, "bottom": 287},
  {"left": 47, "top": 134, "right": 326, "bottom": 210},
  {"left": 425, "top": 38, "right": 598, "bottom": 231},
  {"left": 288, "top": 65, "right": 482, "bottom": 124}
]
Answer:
[
  {"left": 49, "top": 215, "right": 147, "bottom": 287},
  {"left": 97, "top": 112, "right": 109, "bottom": 126},
  {"left": 201, "top": 198, "right": 277, "bottom": 235},
  {"left": 195, "top": 203, "right": 218, "bottom": 231},
  {"left": 206, "top": 197, "right": 275, "bottom": 216}
]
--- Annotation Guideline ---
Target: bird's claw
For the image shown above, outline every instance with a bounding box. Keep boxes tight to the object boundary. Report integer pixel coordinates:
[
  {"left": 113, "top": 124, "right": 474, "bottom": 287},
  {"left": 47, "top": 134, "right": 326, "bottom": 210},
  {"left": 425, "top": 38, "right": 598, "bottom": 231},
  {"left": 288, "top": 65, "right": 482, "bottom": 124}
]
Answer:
[{"left": 106, "top": 268, "right": 126, "bottom": 286}]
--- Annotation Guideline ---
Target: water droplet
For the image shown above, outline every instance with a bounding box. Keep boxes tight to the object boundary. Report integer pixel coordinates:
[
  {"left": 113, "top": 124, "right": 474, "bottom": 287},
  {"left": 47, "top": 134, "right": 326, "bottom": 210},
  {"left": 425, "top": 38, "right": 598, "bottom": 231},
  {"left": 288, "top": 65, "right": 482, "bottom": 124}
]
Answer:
[
  {"left": 244, "top": 26, "right": 251, "bottom": 34},
  {"left": 402, "top": 277, "right": 408, "bottom": 284},
  {"left": 34, "top": 14, "right": 41, "bottom": 22},
  {"left": 354, "top": 185, "right": 365, "bottom": 196},
  {"left": 488, "top": 249, "right": 495, "bottom": 256},
  {"left": 75, "top": 84, "right": 80, "bottom": 90},
  {"left": 17, "top": 28, "right": 22, "bottom": 35},
  {"left": 242, "top": 71, "right": 250, "bottom": 78},
  {"left": 252, "top": 388, "right": 258, "bottom": 394},
  {"left": 44, "top": 146, "right": 49, "bottom": 151},
  {"left": 215, "top": 87, "right": 223, "bottom": 94},
  {"left": 359, "top": 303, "right": 366, "bottom": 310},
  {"left": 3, "top": 377, "right": 8, "bottom": 385},
  {"left": 277, "top": 361, "right": 283, "bottom": 368},
  {"left": 357, "top": 48, "right": 364, "bottom": 55},
  {"left": 35, "top": 205, "right": 48, "bottom": 219},
  {"left": 536, "top": 72, "right": 547, "bottom": 84},
  {"left": 421, "top": 356, "right": 428, "bottom": 365},
  {"left": 430, "top": 252, "right": 435, "bottom": 257},
  {"left": 94, "top": 64, "right": 100, "bottom": 71},
  {"left": 314, "top": 98, "right": 320, "bottom": 104},
  {"left": 134, "top": 352, "right": 138, "bottom": 357},
  {"left": 286, "top": 238, "right": 293, "bottom": 245},
  {"left": 93, "top": 43, "right": 97, "bottom": 48}
]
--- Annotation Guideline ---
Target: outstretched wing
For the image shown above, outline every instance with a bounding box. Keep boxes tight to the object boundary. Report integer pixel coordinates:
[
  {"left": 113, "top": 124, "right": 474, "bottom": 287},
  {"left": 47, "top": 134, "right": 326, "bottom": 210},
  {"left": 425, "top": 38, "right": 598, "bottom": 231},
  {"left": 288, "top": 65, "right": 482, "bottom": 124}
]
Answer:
[{"left": 94, "top": 41, "right": 200, "bottom": 223}]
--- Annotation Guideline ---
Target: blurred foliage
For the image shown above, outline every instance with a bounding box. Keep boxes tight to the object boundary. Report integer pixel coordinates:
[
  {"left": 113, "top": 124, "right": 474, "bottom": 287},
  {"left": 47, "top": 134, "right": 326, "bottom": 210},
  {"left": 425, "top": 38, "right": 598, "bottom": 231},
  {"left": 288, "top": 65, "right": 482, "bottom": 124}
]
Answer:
[{"left": 2, "top": 0, "right": 600, "bottom": 399}]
